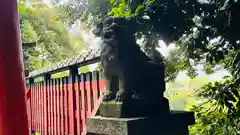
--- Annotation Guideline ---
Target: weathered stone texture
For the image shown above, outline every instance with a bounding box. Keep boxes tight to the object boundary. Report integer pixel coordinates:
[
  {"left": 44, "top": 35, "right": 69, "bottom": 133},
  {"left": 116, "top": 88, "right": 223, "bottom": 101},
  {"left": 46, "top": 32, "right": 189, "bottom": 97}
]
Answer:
[{"left": 86, "top": 111, "right": 195, "bottom": 135}]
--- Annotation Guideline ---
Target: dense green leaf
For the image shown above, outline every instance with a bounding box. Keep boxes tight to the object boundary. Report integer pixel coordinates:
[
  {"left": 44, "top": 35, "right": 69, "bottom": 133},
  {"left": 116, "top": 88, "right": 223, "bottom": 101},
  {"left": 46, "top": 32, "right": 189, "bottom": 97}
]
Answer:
[{"left": 19, "top": 0, "right": 84, "bottom": 71}]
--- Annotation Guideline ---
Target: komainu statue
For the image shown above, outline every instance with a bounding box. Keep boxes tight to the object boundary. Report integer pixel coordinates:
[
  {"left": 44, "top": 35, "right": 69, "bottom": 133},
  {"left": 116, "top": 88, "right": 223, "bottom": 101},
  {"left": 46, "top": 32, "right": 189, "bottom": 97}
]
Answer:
[{"left": 93, "top": 16, "right": 169, "bottom": 117}]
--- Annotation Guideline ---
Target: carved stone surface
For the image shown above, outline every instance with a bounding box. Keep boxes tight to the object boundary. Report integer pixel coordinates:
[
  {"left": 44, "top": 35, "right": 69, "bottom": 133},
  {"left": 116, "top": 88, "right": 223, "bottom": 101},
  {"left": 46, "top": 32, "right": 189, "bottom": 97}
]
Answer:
[
  {"left": 86, "top": 111, "right": 195, "bottom": 135},
  {"left": 93, "top": 16, "right": 169, "bottom": 117},
  {"left": 99, "top": 98, "right": 169, "bottom": 118}
]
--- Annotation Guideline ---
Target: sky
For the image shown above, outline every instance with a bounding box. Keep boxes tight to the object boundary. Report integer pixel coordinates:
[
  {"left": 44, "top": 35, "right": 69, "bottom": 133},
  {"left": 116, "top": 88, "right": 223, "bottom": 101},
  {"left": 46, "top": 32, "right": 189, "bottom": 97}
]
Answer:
[{"left": 156, "top": 40, "right": 229, "bottom": 80}]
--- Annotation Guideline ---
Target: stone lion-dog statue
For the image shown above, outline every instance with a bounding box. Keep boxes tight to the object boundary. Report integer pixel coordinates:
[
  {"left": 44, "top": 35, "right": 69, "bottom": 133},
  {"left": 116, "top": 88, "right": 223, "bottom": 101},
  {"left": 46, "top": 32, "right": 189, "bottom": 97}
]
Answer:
[{"left": 93, "top": 16, "right": 169, "bottom": 113}]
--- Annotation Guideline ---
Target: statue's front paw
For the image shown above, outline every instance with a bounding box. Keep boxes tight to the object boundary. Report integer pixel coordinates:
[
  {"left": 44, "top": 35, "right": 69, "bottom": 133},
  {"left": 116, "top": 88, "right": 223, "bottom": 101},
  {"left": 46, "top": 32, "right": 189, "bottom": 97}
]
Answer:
[
  {"left": 115, "top": 91, "right": 125, "bottom": 102},
  {"left": 102, "top": 91, "right": 115, "bottom": 101}
]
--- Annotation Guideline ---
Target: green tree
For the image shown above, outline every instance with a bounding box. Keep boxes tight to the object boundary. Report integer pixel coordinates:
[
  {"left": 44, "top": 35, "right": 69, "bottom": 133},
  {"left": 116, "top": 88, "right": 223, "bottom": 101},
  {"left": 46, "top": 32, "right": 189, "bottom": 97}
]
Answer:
[
  {"left": 83, "top": 0, "right": 240, "bottom": 134},
  {"left": 19, "top": 0, "right": 84, "bottom": 71}
]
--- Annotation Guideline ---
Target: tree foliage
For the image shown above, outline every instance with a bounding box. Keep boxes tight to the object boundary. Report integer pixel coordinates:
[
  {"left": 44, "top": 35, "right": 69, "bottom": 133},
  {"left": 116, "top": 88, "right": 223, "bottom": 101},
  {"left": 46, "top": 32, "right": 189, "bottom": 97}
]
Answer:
[
  {"left": 19, "top": 0, "right": 84, "bottom": 71},
  {"left": 83, "top": 0, "right": 240, "bottom": 134}
]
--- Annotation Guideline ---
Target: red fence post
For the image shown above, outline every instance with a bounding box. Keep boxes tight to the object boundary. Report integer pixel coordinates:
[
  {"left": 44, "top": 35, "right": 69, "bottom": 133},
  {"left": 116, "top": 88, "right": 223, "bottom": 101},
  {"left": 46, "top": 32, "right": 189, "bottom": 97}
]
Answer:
[
  {"left": 50, "top": 79, "right": 54, "bottom": 135},
  {"left": 44, "top": 73, "right": 51, "bottom": 135},
  {"left": 68, "top": 66, "right": 78, "bottom": 135},
  {"left": 86, "top": 72, "right": 93, "bottom": 117},
  {"left": 29, "top": 78, "right": 34, "bottom": 133},
  {"left": 32, "top": 83, "right": 36, "bottom": 131},
  {"left": 75, "top": 75, "right": 82, "bottom": 135},
  {"left": 80, "top": 73, "right": 87, "bottom": 132},
  {"left": 53, "top": 79, "right": 57, "bottom": 135},
  {"left": 92, "top": 71, "right": 99, "bottom": 108},
  {"left": 40, "top": 81, "right": 44, "bottom": 134},
  {"left": 47, "top": 79, "right": 52, "bottom": 135},
  {"left": 56, "top": 78, "right": 61, "bottom": 135},
  {"left": 36, "top": 83, "right": 39, "bottom": 131},
  {"left": 0, "top": 0, "right": 29, "bottom": 134},
  {"left": 60, "top": 78, "right": 64, "bottom": 135},
  {"left": 63, "top": 77, "right": 69, "bottom": 134}
]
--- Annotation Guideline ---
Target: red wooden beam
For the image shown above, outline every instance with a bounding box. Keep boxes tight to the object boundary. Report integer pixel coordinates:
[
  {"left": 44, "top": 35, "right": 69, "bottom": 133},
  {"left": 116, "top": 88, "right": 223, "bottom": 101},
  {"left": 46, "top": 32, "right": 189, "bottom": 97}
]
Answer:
[{"left": 0, "top": 0, "right": 29, "bottom": 135}]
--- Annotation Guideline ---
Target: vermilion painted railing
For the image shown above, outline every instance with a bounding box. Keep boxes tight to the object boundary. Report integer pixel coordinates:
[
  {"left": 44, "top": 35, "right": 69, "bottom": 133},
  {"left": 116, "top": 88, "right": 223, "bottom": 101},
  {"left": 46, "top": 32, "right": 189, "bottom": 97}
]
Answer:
[
  {"left": 24, "top": 41, "right": 103, "bottom": 135},
  {"left": 25, "top": 61, "right": 105, "bottom": 135}
]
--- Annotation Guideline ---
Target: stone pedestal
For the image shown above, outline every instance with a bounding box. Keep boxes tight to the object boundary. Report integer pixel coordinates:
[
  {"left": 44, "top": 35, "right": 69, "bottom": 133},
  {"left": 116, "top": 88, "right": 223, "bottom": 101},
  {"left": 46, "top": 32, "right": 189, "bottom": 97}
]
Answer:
[
  {"left": 99, "top": 98, "right": 169, "bottom": 118},
  {"left": 86, "top": 111, "right": 195, "bottom": 135}
]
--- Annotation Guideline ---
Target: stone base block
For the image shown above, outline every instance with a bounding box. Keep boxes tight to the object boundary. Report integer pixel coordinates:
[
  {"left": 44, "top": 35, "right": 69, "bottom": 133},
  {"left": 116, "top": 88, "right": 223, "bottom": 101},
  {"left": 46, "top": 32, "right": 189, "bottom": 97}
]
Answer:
[
  {"left": 99, "top": 98, "right": 169, "bottom": 118},
  {"left": 86, "top": 111, "right": 195, "bottom": 135}
]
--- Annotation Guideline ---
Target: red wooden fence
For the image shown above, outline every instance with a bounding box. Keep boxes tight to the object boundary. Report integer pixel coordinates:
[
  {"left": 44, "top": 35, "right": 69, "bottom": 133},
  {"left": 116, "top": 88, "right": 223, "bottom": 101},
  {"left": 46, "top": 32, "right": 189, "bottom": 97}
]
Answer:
[{"left": 25, "top": 70, "right": 105, "bottom": 135}]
